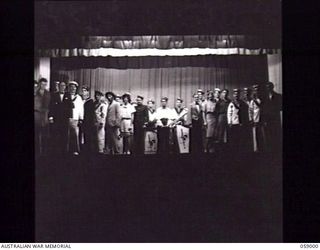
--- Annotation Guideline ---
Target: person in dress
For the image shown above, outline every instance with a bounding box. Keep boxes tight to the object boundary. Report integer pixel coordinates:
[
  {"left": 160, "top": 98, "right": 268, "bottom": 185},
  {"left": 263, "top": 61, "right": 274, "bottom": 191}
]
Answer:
[
  {"left": 215, "top": 89, "right": 230, "bottom": 148},
  {"left": 202, "top": 90, "right": 218, "bottom": 153},
  {"left": 119, "top": 93, "right": 135, "bottom": 154}
]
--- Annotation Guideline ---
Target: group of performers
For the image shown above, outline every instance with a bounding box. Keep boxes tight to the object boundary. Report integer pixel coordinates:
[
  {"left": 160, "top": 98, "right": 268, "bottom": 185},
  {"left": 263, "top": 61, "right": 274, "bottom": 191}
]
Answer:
[{"left": 34, "top": 78, "right": 282, "bottom": 156}]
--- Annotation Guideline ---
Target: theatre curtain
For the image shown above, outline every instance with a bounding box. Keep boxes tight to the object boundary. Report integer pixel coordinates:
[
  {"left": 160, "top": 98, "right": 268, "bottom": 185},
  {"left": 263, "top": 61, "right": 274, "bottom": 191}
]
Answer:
[{"left": 51, "top": 55, "right": 268, "bottom": 108}]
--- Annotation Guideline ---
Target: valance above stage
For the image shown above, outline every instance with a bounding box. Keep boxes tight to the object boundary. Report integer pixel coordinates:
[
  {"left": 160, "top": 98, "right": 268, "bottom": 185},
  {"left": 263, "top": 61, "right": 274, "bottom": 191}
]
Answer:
[{"left": 37, "top": 48, "right": 280, "bottom": 58}]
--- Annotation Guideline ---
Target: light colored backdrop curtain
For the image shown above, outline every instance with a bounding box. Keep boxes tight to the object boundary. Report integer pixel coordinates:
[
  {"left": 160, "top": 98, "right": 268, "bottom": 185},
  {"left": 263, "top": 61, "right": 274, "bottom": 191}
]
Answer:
[{"left": 52, "top": 57, "right": 268, "bottom": 108}]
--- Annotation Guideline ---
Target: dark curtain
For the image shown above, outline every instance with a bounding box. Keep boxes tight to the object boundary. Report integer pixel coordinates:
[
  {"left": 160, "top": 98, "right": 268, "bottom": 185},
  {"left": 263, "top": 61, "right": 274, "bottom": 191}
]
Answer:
[{"left": 51, "top": 55, "right": 268, "bottom": 108}]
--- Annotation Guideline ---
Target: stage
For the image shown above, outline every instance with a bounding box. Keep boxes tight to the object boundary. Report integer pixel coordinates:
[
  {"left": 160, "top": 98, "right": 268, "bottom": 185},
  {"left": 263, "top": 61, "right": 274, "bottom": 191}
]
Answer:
[{"left": 35, "top": 153, "right": 282, "bottom": 242}]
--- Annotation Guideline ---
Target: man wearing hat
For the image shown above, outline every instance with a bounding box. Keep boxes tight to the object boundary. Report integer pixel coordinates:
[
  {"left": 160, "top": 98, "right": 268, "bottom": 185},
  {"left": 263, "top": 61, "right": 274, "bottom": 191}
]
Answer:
[
  {"left": 133, "top": 95, "right": 149, "bottom": 155},
  {"left": 105, "top": 91, "right": 121, "bottom": 154},
  {"left": 67, "top": 81, "right": 84, "bottom": 155},
  {"left": 249, "top": 84, "right": 266, "bottom": 152},
  {"left": 155, "top": 97, "right": 176, "bottom": 154},
  {"left": 48, "top": 81, "right": 73, "bottom": 155},
  {"left": 227, "top": 89, "right": 249, "bottom": 152},
  {"left": 263, "top": 81, "right": 282, "bottom": 153},
  {"left": 189, "top": 93, "right": 204, "bottom": 154},
  {"left": 93, "top": 91, "right": 108, "bottom": 154},
  {"left": 215, "top": 89, "right": 230, "bottom": 149}
]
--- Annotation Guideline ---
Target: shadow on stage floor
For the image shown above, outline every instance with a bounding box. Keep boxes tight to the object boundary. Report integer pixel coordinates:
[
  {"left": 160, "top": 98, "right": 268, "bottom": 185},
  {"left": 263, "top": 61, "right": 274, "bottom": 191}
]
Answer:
[{"left": 35, "top": 152, "right": 282, "bottom": 242}]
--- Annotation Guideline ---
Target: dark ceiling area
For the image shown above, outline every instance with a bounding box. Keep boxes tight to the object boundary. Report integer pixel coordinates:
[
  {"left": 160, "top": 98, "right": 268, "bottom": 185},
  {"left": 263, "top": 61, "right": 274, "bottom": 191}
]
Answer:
[{"left": 35, "top": 0, "right": 281, "bottom": 49}]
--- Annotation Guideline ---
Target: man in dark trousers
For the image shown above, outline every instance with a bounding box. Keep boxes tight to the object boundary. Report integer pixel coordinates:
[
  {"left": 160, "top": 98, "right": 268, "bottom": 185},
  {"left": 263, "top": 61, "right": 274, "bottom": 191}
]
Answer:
[
  {"left": 189, "top": 93, "right": 203, "bottom": 154},
  {"left": 227, "top": 89, "right": 249, "bottom": 153},
  {"left": 263, "top": 81, "right": 282, "bottom": 153},
  {"left": 48, "top": 81, "right": 73, "bottom": 155},
  {"left": 81, "top": 86, "right": 95, "bottom": 154},
  {"left": 133, "top": 95, "right": 149, "bottom": 155}
]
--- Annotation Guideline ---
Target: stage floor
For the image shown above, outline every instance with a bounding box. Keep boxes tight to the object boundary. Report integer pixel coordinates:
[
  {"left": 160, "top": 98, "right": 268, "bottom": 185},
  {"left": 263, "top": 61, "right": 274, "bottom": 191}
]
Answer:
[{"left": 35, "top": 153, "right": 282, "bottom": 242}]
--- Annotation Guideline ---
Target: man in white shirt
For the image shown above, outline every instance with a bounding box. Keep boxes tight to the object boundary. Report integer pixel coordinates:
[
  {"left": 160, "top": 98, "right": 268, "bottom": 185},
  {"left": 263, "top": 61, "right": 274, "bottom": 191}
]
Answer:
[
  {"left": 249, "top": 84, "right": 266, "bottom": 152},
  {"left": 67, "top": 81, "right": 84, "bottom": 155},
  {"left": 227, "top": 89, "right": 248, "bottom": 152},
  {"left": 155, "top": 97, "right": 175, "bottom": 154}
]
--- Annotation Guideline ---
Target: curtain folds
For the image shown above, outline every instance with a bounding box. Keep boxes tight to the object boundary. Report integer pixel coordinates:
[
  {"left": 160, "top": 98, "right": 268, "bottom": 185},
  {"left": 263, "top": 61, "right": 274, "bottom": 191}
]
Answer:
[{"left": 51, "top": 55, "right": 268, "bottom": 108}]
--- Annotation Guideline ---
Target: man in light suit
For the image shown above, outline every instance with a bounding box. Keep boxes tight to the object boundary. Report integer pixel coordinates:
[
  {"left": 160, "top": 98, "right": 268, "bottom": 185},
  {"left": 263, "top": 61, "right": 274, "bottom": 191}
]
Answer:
[
  {"left": 48, "top": 81, "right": 73, "bottom": 155},
  {"left": 68, "top": 81, "right": 84, "bottom": 155},
  {"left": 93, "top": 91, "right": 108, "bottom": 154},
  {"left": 105, "top": 91, "right": 121, "bottom": 154}
]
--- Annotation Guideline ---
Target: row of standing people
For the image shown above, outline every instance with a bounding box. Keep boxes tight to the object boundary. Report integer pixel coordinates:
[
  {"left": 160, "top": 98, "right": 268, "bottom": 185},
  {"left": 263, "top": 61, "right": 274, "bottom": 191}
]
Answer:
[{"left": 34, "top": 78, "right": 282, "bottom": 155}]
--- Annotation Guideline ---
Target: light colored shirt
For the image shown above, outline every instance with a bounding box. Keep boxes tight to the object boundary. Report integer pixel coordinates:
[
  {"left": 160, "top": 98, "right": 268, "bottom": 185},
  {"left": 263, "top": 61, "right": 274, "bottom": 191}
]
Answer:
[
  {"left": 120, "top": 103, "right": 136, "bottom": 119},
  {"left": 71, "top": 94, "right": 84, "bottom": 120},
  {"left": 155, "top": 107, "right": 176, "bottom": 126},
  {"left": 94, "top": 102, "right": 107, "bottom": 124},
  {"left": 249, "top": 99, "right": 262, "bottom": 123},
  {"left": 227, "top": 102, "right": 240, "bottom": 125}
]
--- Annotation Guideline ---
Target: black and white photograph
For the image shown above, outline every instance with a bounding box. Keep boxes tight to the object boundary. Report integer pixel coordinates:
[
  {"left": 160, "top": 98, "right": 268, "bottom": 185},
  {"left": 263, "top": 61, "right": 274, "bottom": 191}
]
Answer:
[{"left": 33, "top": 0, "right": 283, "bottom": 243}]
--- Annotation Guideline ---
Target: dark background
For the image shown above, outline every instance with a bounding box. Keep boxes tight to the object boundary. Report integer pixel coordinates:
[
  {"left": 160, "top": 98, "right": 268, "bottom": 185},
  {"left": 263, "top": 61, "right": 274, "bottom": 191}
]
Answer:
[{"left": 0, "top": 0, "right": 319, "bottom": 242}]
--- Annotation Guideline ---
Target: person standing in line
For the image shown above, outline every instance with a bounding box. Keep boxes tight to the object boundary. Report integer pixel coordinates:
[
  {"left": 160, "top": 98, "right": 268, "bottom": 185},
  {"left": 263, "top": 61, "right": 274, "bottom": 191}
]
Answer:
[
  {"left": 133, "top": 95, "right": 149, "bottom": 155},
  {"left": 93, "top": 91, "right": 108, "bottom": 154},
  {"left": 119, "top": 93, "right": 135, "bottom": 154},
  {"left": 146, "top": 99, "right": 157, "bottom": 128},
  {"left": 154, "top": 97, "right": 176, "bottom": 154},
  {"left": 263, "top": 81, "right": 282, "bottom": 153},
  {"left": 67, "top": 81, "right": 84, "bottom": 155},
  {"left": 34, "top": 78, "right": 51, "bottom": 155},
  {"left": 105, "top": 91, "right": 121, "bottom": 155},
  {"left": 241, "top": 87, "right": 253, "bottom": 152},
  {"left": 249, "top": 84, "right": 266, "bottom": 152},
  {"left": 202, "top": 90, "right": 218, "bottom": 153},
  {"left": 172, "top": 97, "right": 188, "bottom": 153},
  {"left": 215, "top": 89, "right": 230, "bottom": 148},
  {"left": 227, "top": 89, "right": 248, "bottom": 152},
  {"left": 189, "top": 93, "right": 204, "bottom": 154},
  {"left": 48, "top": 82, "right": 73, "bottom": 155},
  {"left": 197, "top": 89, "right": 207, "bottom": 152},
  {"left": 172, "top": 97, "right": 188, "bottom": 126},
  {"left": 80, "top": 86, "right": 95, "bottom": 154}
]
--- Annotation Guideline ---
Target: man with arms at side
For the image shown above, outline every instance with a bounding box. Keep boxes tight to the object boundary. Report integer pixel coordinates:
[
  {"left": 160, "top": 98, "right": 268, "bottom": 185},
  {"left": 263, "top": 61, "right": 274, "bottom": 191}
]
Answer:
[
  {"left": 48, "top": 81, "right": 73, "bottom": 155},
  {"left": 68, "top": 81, "right": 84, "bottom": 155},
  {"left": 81, "top": 86, "right": 95, "bottom": 154},
  {"left": 133, "top": 95, "right": 149, "bottom": 155},
  {"left": 105, "top": 91, "right": 121, "bottom": 155},
  {"left": 34, "top": 78, "right": 51, "bottom": 155},
  {"left": 93, "top": 91, "right": 108, "bottom": 154},
  {"left": 189, "top": 93, "right": 204, "bottom": 154}
]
